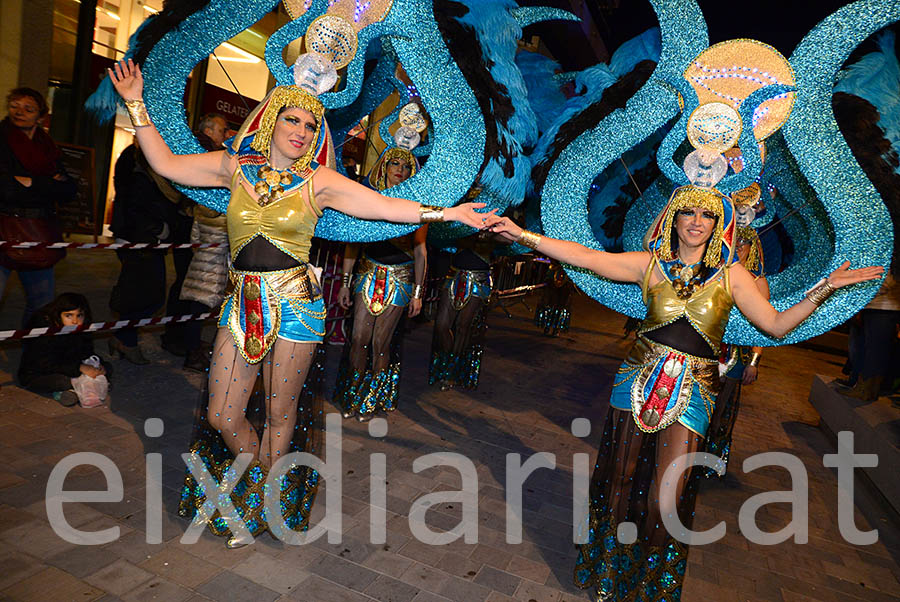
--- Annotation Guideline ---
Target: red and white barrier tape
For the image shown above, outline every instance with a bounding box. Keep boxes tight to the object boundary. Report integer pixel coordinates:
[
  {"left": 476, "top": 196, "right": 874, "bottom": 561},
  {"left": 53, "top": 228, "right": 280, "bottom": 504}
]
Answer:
[
  {"left": 0, "top": 240, "right": 223, "bottom": 250},
  {"left": 0, "top": 312, "right": 213, "bottom": 342}
]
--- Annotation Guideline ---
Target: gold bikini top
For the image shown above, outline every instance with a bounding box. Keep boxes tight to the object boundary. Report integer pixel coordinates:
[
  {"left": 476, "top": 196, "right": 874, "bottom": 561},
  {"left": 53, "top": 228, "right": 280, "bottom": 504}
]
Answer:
[
  {"left": 639, "top": 255, "right": 734, "bottom": 352},
  {"left": 226, "top": 168, "right": 322, "bottom": 264}
]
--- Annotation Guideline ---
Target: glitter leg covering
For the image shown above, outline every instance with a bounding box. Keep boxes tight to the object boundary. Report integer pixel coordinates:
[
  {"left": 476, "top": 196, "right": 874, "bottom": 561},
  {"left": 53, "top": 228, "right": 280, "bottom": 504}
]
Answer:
[
  {"left": 701, "top": 376, "right": 741, "bottom": 478},
  {"left": 178, "top": 329, "right": 323, "bottom": 538},
  {"left": 334, "top": 295, "right": 405, "bottom": 419},
  {"left": 429, "top": 286, "right": 487, "bottom": 390},
  {"left": 574, "top": 408, "right": 705, "bottom": 602}
]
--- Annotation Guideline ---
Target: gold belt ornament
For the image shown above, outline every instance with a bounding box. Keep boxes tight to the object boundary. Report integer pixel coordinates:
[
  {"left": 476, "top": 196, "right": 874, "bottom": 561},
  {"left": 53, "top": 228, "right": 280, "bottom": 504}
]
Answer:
[
  {"left": 621, "top": 336, "right": 719, "bottom": 433},
  {"left": 222, "top": 264, "right": 322, "bottom": 363}
]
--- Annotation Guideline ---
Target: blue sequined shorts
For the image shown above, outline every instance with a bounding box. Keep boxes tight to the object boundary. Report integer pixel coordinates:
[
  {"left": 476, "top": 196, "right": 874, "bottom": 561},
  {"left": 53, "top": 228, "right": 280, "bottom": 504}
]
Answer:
[
  {"left": 610, "top": 336, "right": 720, "bottom": 437},
  {"left": 352, "top": 255, "right": 414, "bottom": 316},
  {"left": 444, "top": 267, "right": 491, "bottom": 310},
  {"left": 218, "top": 264, "right": 326, "bottom": 363}
]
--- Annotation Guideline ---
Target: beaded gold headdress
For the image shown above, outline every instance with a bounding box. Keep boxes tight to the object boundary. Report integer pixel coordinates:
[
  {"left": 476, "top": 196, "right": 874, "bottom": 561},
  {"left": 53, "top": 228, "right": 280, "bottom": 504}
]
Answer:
[
  {"left": 652, "top": 186, "right": 734, "bottom": 268},
  {"left": 736, "top": 225, "right": 763, "bottom": 273},
  {"left": 248, "top": 86, "right": 326, "bottom": 171},
  {"left": 368, "top": 147, "right": 418, "bottom": 191}
]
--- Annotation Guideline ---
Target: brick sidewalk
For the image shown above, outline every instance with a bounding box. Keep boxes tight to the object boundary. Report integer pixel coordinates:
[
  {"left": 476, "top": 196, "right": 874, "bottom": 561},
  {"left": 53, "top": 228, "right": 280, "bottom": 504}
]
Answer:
[{"left": 0, "top": 291, "right": 898, "bottom": 601}]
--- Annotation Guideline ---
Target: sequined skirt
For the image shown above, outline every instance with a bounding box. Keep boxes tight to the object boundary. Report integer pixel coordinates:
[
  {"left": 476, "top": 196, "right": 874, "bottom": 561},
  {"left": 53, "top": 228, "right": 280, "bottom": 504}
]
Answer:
[
  {"left": 610, "top": 336, "right": 720, "bottom": 437},
  {"left": 218, "top": 264, "right": 326, "bottom": 363},
  {"left": 352, "top": 255, "right": 415, "bottom": 316},
  {"left": 444, "top": 267, "right": 491, "bottom": 310}
]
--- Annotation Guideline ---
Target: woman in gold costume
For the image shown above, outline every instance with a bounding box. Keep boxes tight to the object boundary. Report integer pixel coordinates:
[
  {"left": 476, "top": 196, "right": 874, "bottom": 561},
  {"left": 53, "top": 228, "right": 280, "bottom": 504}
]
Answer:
[
  {"left": 108, "top": 59, "right": 490, "bottom": 548},
  {"left": 335, "top": 146, "right": 427, "bottom": 419},
  {"left": 485, "top": 185, "right": 881, "bottom": 601}
]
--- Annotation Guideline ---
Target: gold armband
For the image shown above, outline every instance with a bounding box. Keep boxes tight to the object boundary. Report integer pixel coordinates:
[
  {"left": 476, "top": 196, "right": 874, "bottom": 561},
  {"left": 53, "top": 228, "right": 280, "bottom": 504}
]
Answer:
[
  {"left": 418, "top": 205, "right": 444, "bottom": 223},
  {"left": 748, "top": 352, "right": 761, "bottom": 368},
  {"left": 806, "top": 278, "right": 836, "bottom": 306},
  {"left": 518, "top": 229, "right": 542, "bottom": 250},
  {"left": 412, "top": 284, "right": 424, "bottom": 300},
  {"left": 124, "top": 99, "right": 151, "bottom": 127},
  {"left": 341, "top": 273, "right": 352, "bottom": 288}
]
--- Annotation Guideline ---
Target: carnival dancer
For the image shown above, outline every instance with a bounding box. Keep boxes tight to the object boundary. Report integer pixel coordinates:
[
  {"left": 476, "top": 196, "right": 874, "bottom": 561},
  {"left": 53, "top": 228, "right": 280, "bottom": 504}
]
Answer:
[
  {"left": 534, "top": 260, "right": 575, "bottom": 336},
  {"left": 429, "top": 231, "right": 497, "bottom": 390},
  {"left": 705, "top": 221, "right": 768, "bottom": 478},
  {"left": 486, "top": 183, "right": 880, "bottom": 600},
  {"left": 701, "top": 143, "right": 771, "bottom": 477},
  {"left": 335, "top": 128, "right": 427, "bottom": 420},
  {"left": 107, "top": 57, "right": 492, "bottom": 548}
]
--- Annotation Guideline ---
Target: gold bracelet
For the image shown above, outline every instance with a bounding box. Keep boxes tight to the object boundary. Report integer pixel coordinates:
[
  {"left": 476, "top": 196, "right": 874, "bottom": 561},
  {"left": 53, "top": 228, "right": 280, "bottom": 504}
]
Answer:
[
  {"left": 124, "top": 99, "right": 151, "bottom": 127},
  {"left": 412, "top": 284, "right": 424, "bottom": 300},
  {"left": 418, "top": 205, "right": 444, "bottom": 223},
  {"left": 517, "top": 229, "right": 542, "bottom": 250},
  {"left": 806, "top": 278, "right": 836, "bottom": 306},
  {"left": 748, "top": 352, "right": 761, "bottom": 367},
  {"left": 341, "top": 273, "right": 352, "bottom": 288}
]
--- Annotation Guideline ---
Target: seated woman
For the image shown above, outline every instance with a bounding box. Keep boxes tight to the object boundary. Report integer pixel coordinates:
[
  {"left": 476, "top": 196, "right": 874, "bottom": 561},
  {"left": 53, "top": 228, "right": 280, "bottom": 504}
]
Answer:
[
  {"left": 485, "top": 185, "right": 881, "bottom": 601},
  {"left": 107, "top": 58, "right": 490, "bottom": 548},
  {"left": 335, "top": 145, "right": 427, "bottom": 420}
]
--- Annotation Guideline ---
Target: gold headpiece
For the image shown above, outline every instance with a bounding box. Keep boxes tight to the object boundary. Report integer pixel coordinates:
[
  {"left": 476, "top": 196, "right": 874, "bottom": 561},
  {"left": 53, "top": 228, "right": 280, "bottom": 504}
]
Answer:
[
  {"left": 250, "top": 86, "right": 325, "bottom": 172},
  {"left": 736, "top": 225, "right": 763, "bottom": 273},
  {"left": 368, "top": 147, "right": 417, "bottom": 191},
  {"left": 657, "top": 186, "right": 727, "bottom": 268}
]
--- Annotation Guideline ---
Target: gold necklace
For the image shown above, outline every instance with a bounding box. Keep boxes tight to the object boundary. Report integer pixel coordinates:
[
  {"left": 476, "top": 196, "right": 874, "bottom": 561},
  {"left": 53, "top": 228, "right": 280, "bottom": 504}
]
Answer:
[{"left": 253, "top": 165, "right": 294, "bottom": 206}]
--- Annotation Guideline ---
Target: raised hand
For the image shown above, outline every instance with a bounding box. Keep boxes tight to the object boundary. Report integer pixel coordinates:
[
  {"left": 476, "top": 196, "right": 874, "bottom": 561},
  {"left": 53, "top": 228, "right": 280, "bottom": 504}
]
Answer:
[
  {"left": 827, "top": 260, "right": 884, "bottom": 289},
  {"left": 108, "top": 58, "right": 144, "bottom": 101},
  {"left": 446, "top": 202, "right": 497, "bottom": 230},
  {"left": 484, "top": 215, "right": 523, "bottom": 242}
]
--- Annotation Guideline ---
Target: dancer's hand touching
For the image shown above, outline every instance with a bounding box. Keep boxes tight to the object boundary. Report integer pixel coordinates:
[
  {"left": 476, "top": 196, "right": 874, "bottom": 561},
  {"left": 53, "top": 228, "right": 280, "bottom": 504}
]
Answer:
[{"left": 484, "top": 215, "right": 522, "bottom": 242}]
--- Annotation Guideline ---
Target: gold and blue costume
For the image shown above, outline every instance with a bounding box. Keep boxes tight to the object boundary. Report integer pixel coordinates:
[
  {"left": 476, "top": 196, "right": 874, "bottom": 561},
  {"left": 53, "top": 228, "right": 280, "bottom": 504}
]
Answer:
[
  {"left": 335, "top": 237, "right": 418, "bottom": 419},
  {"left": 575, "top": 185, "right": 738, "bottom": 602},
  {"left": 179, "top": 84, "right": 333, "bottom": 542},
  {"left": 429, "top": 237, "right": 494, "bottom": 390},
  {"left": 703, "top": 225, "right": 766, "bottom": 477}
]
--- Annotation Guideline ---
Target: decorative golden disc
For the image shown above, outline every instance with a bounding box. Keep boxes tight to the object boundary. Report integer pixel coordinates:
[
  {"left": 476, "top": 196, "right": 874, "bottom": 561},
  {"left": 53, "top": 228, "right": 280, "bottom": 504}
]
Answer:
[
  {"left": 642, "top": 408, "right": 661, "bottom": 428},
  {"left": 305, "top": 15, "right": 358, "bottom": 70},
  {"left": 254, "top": 181, "right": 269, "bottom": 195},
  {"left": 655, "top": 386, "right": 671, "bottom": 400},
  {"left": 663, "top": 357, "right": 684, "bottom": 378},
  {"left": 684, "top": 39, "right": 795, "bottom": 141},
  {"left": 687, "top": 102, "right": 742, "bottom": 154},
  {"left": 246, "top": 336, "right": 263, "bottom": 357},
  {"left": 248, "top": 311, "right": 260, "bottom": 325},
  {"left": 265, "top": 170, "right": 282, "bottom": 186},
  {"left": 399, "top": 103, "right": 428, "bottom": 133},
  {"left": 244, "top": 280, "right": 261, "bottom": 301}
]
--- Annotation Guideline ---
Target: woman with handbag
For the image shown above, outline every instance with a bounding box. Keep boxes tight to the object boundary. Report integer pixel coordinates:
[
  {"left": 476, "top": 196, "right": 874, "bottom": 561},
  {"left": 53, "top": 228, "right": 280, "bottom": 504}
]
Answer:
[{"left": 0, "top": 88, "right": 75, "bottom": 325}]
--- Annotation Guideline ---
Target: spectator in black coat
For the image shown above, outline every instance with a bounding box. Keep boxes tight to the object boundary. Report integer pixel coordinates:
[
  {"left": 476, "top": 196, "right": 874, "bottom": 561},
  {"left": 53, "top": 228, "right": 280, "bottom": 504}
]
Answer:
[
  {"left": 108, "top": 142, "right": 180, "bottom": 364},
  {"left": 19, "top": 292, "right": 110, "bottom": 406}
]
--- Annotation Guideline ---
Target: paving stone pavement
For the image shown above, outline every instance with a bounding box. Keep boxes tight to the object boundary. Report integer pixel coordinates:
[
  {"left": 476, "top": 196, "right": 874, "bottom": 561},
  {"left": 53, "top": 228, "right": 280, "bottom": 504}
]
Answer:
[{"left": 0, "top": 253, "right": 898, "bottom": 601}]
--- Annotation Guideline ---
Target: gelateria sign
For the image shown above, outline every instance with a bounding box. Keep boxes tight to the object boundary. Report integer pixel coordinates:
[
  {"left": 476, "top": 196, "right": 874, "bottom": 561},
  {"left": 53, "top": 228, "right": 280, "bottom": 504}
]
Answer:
[
  {"left": 43, "top": 416, "right": 879, "bottom": 548},
  {"left": 200, "top": 84, "right": 255, "bottom": 128}
]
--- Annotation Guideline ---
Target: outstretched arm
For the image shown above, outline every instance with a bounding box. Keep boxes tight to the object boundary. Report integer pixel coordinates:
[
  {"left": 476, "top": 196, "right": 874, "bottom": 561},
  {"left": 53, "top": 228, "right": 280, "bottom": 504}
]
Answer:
[
  {"left": 485, "top": 215, "right": 648, "bottom": 284},
  {"left": 108, "top": 59, "right": 232, "bottom": 188},
  {"left": 731, "top": 261, "right": 883, "bottom": 338},
  {"left": 314, "top": 167, "right": 493, "bottom": 229}
]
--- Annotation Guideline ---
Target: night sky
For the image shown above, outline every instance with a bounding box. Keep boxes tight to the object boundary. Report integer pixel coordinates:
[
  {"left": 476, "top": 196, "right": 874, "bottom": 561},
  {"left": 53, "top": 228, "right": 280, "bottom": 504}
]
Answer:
[{"left": 521, "top": 0, "right": 896, "bottom": 70}]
